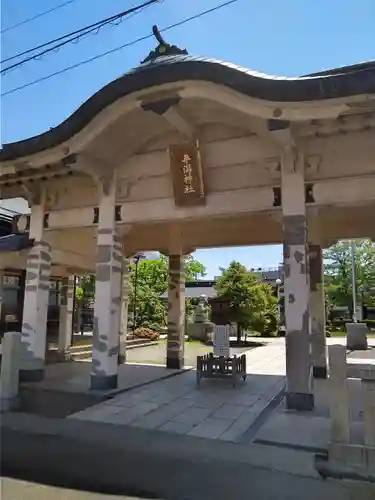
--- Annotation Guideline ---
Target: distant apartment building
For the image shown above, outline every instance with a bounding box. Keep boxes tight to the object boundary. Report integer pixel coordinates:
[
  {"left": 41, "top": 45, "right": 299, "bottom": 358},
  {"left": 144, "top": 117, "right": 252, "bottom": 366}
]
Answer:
[{"left": 159, "top": 266, "right": 284, "bottom": 301}]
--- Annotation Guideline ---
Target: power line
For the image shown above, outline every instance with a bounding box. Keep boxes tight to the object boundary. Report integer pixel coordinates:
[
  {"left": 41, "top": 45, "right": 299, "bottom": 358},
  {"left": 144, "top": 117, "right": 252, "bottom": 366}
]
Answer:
[
  {"left": 1, "top": 0, "right": 80, "bottom": 34},
  {"left": 1, "top": 0, "right": 162, "bottom": 72},
  {"left": 2, "top": 0, "right": 160, "bottom": 65},
  {"left": 2, "top": 0, "right": 241, "bottom": 97}
]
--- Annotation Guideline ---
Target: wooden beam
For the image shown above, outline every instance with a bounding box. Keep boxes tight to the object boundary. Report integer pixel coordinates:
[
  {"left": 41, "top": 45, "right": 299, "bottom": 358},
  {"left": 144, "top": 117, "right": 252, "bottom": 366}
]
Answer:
[{"left": 162, "top": 107, "right": 194, "bottom": 139}]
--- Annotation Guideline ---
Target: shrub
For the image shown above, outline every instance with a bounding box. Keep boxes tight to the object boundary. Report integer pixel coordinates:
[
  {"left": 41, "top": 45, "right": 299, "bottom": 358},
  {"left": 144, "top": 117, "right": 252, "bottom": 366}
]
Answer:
[
  {"left": 360, "top": 320, "right": 375, "bottom": 329},
  {"left": 134, "top": 327, "right": 160, "bottom": 341}
]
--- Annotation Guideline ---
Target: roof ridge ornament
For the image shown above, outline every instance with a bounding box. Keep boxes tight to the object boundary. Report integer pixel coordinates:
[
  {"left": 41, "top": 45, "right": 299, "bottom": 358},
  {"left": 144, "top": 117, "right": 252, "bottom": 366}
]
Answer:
[{"left": 141, "top": 25, "right": 188, "bottom": 64}]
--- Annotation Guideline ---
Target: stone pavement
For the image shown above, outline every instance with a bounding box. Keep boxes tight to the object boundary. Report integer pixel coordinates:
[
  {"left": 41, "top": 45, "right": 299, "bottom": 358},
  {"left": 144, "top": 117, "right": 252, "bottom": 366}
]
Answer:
[
  {"left": 253, "top": 337, "right": 375, "bottom": 452},
  {"left": 69, "top": 340, "right": 286, "bottom": 442},
  {"left": 2, "top": 416, "right": 375, "bottom": 500},
  {"left": 2, "top": 478, "right": 155, "bottom": 500},
  {"left": 21, "top": 360, "right": 185, "bottom": 394},
  {"left": 68, "top": 337, "right": 375, "bottom": 443}
]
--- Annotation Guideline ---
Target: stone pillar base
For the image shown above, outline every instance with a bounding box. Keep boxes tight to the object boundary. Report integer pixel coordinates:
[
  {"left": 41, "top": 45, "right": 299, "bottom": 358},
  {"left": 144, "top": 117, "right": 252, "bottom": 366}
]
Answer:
[
  {"left": 166, "top": 357, "right": 184, "bottom": 370},
  {"left": 118, "top": 353, "right": 126, "bottom": 365},
  {"left": 346, "top": 323, "right": 368, "bottom": 350},
  {"left": 19, "top": 368, "right": 44, "bottom": 383},
  {"left": 0, "top": 397, "right": 20, "bottom": 412},
  {"left": 285, "top": 391, "right": 314, "bottom": 411},
  {"left": 90, "top": 374, "right": 118, "bottom": 391},
  {"left": 56, "top": 349, "right": 72, "bottom": 362},
  {"left": 313, "top": 366, "right": 328, "bottom": 379}
]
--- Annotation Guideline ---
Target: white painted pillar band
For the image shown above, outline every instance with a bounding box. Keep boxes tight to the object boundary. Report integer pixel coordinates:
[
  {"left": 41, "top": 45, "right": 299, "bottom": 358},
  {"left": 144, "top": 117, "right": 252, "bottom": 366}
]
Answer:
[
  {"left": 20, "top": 241, "right": 52, "bottom": 380},
  {"left": 57, "top": 276, "right": 75, "bottom": 359},
  {"left": 166, "top": 255, "right": 185, "bottom": 369},
  {"left": 281, "top": 148, "right": 313, "bottom": 411},
  {"left": 90, "top": 178, "right": 122, "bottom": 390},
  {"left": 118, "top": 257, "right": 131, "bottom": 364},
  {"left": 20, "top": 196, "right": 51, "bottom": 382}
]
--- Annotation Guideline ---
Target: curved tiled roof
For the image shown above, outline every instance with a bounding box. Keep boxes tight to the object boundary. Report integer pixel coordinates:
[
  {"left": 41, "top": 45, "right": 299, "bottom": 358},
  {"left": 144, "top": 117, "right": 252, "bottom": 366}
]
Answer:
[
  {"left": 1, "top": 54, "right": 375, "bottom": 161},
  {"left": 0, "top": 233, "right": 34, "bottom": 252}
]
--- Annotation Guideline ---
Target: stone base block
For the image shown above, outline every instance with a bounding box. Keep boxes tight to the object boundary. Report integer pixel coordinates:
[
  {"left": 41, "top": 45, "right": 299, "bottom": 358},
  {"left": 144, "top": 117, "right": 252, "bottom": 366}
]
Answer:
[
  {"left": 186, "top": 322, "right": 214, "bottom": 343},
  {"left": 285, "top": 391, "right": 314, "bottom": 411},
  {"left": 346, "top": 322, "right": 368, "bottom": 350},
  {"left": 166, "top": 357, "right": 184, "bottom": 370},
  {"left": 118, "top": 353, "right": 126, "bottom": 365},
  {"left": 313, "top": 366, "right": 327, "bottom": 379},
  {"left": 90, "top": 374, "right": 118, "bottom": 391},
  {"left": 19, "top": 368, "right": 44, "bottom": 383},
  {"left": 56, "top": 350, "right": 72, "bottom": 362},
  {"left": 328, "top": 442, "right": 375, "bottom": 472},
  {"left": 0, "top": 397, "right": 20, "bottom": 413},
  {"left": 315, "top": 448, "right": 375, "bottom": 483}
]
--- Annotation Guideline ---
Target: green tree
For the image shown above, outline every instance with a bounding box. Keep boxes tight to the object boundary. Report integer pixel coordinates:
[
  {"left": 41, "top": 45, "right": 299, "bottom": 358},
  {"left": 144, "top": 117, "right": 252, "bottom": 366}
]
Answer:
[
  {"left": 75, "top": 275, "right": 95, "bottom": 305},
  {"left": 215, "top": 261, "right": 278, "bottom": 342},
  {"left": 130, "top": 254, "right": 206, "bottom": 330},
  {"left": 185, "top": 254, "right": 207, "bottom": 280},
  {"left": 324, "top": 239, "right": 375, "bottom": 314}
]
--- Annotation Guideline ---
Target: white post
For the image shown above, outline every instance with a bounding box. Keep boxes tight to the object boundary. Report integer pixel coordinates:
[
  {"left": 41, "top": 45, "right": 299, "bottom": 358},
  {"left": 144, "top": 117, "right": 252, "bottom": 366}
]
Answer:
[
  {"left": 118, "top": 258, "right": 131, "bottom": 364},
  {"left": 0, "top": 269, "right": 4, "bottom": 326},
  {"left": 57, "top": 276, "right": 75, "bottom": 360},
  {"left": 328, "top": 345, "right": 350, "bottom": 444},
  {"left": 309, "top": 244, "right": 327, "bottom": 378},
  {"left": 361, "top": 368, "right": 375, "bottom": 447},
  {"left": 351, "top": 241, "right": 358, "bottom": 323},
  {"left": 0, "top": 331, "right": 21, "bottom": 411}
]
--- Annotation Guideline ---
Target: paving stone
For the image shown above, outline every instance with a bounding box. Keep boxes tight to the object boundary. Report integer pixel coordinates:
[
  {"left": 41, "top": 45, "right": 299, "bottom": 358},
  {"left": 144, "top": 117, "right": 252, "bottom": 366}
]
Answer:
[
  {"left": 219, "top": 410, "right": 259, "bottom": 442},
  {"left": 187, "top": 417, "right": 234, "bottom": 439},
  {"left": 229, "top": 393, "right": 261, "bottom": 407},
  {"left": 193, "top": 397, "right": 230, "bottom": 410},
  {"left": 108, "top": 392, "right": 151, "bottom": 407},
  {"left": 172, "top": 407, "right": 213, "bottom": 426},
  {"left": 106, "top": 402, "right": 161, "bottom": 425},
  {"left": 162, "top": 397, "right": 197, "bottom": 415},
  {"left": 141, "top": 393, "right": 180, "bottom": 405},
  {"left": 257, "top": 414, "right": 331, "bottom": 449},
  {"left": 130, "top": 398, "right": 196, "bottom": 429},
  {"left": 69, "top": 404, "right": 122, "bottom": 421},
  {"left": 212, "top": 404, "right": 248, "bottom": 420},
  {"left": 158, "top": 421, "right": 194, "bottom": 435}
]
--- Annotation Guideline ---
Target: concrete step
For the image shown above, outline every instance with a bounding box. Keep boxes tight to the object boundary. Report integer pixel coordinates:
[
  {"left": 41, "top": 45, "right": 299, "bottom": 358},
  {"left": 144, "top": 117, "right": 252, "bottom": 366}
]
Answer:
[
  {"left": 126, "top": 337, "right": 156, "bottom": 347},
  {"left": 48, "top": 338, "right": 159, "bottom": 361},
  {"left": 71, "top": 350, "right": 92, "bottom": 361},
  {"left": 70, "top": 339, "right": 159, "bottom": 361}
]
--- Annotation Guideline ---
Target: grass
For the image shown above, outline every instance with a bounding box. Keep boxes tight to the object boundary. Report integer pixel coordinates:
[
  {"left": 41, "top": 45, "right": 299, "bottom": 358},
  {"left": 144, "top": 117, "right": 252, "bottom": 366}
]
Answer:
[{"left": 328, "top": 329, "right": 375, "bottom": 337}]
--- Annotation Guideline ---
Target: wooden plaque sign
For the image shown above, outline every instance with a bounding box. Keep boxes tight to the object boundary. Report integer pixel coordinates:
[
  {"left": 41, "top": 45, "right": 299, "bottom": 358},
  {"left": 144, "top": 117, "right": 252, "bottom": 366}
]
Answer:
[
  {"left": 168, "top": 140, "right": 206, "bottom": 207},
  {"left": 211, "top": 297, "right": 233, "bottom": 325}
]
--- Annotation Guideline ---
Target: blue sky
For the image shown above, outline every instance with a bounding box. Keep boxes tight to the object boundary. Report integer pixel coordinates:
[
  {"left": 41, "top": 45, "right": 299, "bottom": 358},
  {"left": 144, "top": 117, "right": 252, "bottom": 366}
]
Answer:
[{"left": 1, "top": 0, "right": 374, "bottom": 278}]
